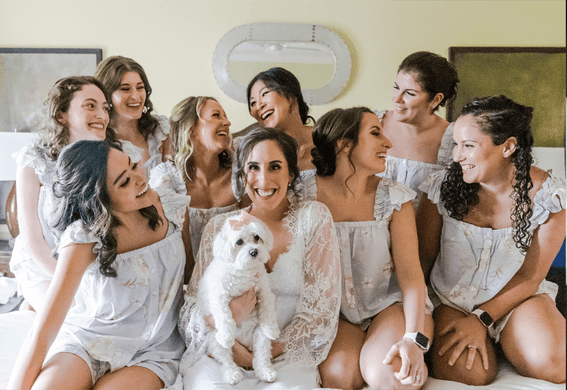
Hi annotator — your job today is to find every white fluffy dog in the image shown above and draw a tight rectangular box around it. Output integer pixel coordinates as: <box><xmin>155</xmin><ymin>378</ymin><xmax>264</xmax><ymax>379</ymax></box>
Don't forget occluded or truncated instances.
<box><xmin>197</xmin><ymin>212</ymin><xmax>280</xmax><ymax>385</ymax></box>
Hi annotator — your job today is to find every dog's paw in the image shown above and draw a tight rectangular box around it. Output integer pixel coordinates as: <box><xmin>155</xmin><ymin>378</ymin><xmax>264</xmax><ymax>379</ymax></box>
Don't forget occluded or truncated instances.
<box><xmin>223</xmin><ymin>367</ymin><xmax>243</xmax><ymax>385</ymax></box>
<box><xmin>256</xmin><ymin>366</ymin><xmax>278</xmax><ymax>383</ymax></box>
<box><xmin>261</xmin><ymin>324</ymin><xmax>280</xmax><ymax>340</ymax></box>
<box><xmin>215</xmin><ymin>328</ymin><xmax>235</xmax><ymax>349</ymax></box>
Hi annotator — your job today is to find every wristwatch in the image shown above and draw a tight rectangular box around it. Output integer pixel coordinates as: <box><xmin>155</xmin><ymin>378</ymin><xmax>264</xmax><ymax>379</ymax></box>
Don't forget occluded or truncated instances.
<box><xmin>403</xmin><ymin>332</ymin><xmax>430</xmax><ymax>352</ymax></box>
<box><xmin>472</xmin><ymin>309</ymin><xmax>494</xmax><ymax>328</ymax></box>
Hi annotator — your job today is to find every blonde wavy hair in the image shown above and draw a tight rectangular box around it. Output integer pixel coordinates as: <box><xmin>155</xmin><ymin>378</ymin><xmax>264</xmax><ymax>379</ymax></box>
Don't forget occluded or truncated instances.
<box><xmin>169</xmin><ymin>96</ymin><xmax>231</xmax><ymax>181</ymax></box>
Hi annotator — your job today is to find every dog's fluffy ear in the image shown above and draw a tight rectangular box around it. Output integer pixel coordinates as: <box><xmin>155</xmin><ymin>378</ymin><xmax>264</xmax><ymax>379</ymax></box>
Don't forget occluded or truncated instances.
<box><xmin>251</xmin><ymin>221</ymin><xmax>274</xmax><ymax>252</ymax></box>
<box><xmin>212</xmin><ymin>220</ymin><xmax>235</xmax><ymax>260</ymax></box>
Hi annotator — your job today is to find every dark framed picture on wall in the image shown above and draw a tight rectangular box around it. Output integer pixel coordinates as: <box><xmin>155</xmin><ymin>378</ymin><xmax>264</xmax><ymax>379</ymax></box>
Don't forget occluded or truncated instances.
<box><xmin>447</xmin><ymin>47</ymin><xmax>566</xmax><ymax>148</ymax></box>
<box><xmin>0</xmin><ymin>48</ymin><xmax>102</xmax><ymax>134</ymax></box>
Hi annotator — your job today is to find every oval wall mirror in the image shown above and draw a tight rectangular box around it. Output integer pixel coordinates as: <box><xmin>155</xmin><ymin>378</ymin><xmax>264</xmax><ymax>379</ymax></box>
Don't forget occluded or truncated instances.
<box><xmin>212</xmin><ymin>23</ymin><xmax>351</xmax><ymax>106</ymax></box>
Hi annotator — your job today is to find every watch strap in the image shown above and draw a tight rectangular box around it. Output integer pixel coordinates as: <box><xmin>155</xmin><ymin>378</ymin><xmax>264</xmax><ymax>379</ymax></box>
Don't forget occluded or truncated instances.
<box><xmin>472</xmin><ymin>309</ymin><xmax>494</xmax><ymax>328</ymax></box>
<box><xmin>403</xmin><ymin>332</ymin><xmax>430</xmax><ymax>352</ymax></box>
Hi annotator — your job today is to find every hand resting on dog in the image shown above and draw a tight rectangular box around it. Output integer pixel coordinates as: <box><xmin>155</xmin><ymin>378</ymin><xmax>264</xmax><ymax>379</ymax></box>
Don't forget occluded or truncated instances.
<box><xmin>204</xmin><ymin>286</ymin><xmax>285</xmax><ymax>369</ymax></box>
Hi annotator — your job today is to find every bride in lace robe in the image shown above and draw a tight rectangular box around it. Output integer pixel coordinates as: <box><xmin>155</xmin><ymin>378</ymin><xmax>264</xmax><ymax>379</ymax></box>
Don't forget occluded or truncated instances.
<box><xmin>173</xmin><ymin>127</ymin><xmax>341</xmax><ymax>389</ymax></box>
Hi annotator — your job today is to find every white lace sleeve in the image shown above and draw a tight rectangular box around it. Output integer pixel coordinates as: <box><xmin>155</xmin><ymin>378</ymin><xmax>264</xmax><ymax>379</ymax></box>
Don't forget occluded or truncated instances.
<box><xmin>279</xmin><ymin>201</ymin><xmax>341</xmax><ymax>367</ymax></box>
<box><xmin>177</xmin><ymin>211</ymin><xmax>238</xmax><ymax>368</ymax></box>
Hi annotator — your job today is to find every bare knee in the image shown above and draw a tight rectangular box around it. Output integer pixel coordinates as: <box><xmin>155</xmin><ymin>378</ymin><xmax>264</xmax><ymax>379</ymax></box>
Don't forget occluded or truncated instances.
<box><xmin>319</xmin><ymin>352</ymin><xmax>365</xmax><ymax>390</ymax></box>
<box><xmin>515</xmin><ymin>347</ymin><xmax>566</xmax><ymax>383</ymax></box>
<box><xmin>363</xmin><ymin>363</ymin><xmax>425</xmax><ymax>390</ymax></box>
<box><xmin>431</xmin><ymin>347</ymin><xmax>497</xmax><ymax>386</ymax></box>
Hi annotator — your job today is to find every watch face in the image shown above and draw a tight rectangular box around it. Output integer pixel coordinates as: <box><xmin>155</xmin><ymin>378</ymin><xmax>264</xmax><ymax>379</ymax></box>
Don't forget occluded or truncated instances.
<box><xmin>480</xmin><ymin>311</ymin><xmax>494</xmax><ymax>326</ymax></box>
<box><xmin>415</xmin><ymin>332</ymin><xmax>429</xmax><ymax>348</ymax></box>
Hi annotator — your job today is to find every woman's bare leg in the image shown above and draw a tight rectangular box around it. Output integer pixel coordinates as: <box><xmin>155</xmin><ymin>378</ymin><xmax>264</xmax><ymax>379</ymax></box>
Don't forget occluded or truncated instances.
<box><xmin>500</xmin><ymin>294</ymin><xmax>565</xmax><ymax>384</ymax></box>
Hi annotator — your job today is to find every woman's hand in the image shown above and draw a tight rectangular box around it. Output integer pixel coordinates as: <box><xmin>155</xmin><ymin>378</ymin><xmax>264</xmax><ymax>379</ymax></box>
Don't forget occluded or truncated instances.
<box><xmin>438</xmin><ymin>315</ymin><xmax>490</xmax><ymax>370</ymax></box>
<box><xmin>232</xmin><ymin>341</ymin><xmax>254</xmax><ymax>370</ymax></box>
<box><xmin>383</xmin><ymin>338</ymin><xmax>426</xmax><ymax>386</ymax></box>
<box><xmin>229</xmin><ymin>287</ymin><xmax>257</xmax><ymax>325</ymax></box>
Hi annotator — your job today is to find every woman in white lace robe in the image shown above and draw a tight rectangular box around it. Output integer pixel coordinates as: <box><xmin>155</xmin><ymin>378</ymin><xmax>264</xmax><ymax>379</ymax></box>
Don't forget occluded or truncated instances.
<box><xmin>175</xmin><ymin>128</ymin><xmax>341</xmax><ymax>389</ymax></box>
<box><xmin>417</xmin><ymin>96</ymin><xmax>566</xmax><ymax>385</ymax></box>
<box><xmin>9</xmin><ymin>140</ymin><xmax>188</xmax><ymax>389</ymax></box>
<box><xmin>302</xmin><ymin>107</ymin><xmax>432</xmax><ymax>390</ymax></box>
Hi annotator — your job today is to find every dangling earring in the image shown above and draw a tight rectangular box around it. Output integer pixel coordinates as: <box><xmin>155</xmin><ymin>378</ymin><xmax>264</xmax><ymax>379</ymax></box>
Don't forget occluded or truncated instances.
<box><xmin>143</xmin><ymin>105</ymin><xmax>148</xmax><ymax>114</ymax></box>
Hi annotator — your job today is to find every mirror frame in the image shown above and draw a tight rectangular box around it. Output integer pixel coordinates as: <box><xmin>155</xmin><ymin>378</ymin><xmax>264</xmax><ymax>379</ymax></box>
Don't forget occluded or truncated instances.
<box><xmin>212</xmin><ymin>23</ymin><xmax>351</xmax><ymax>105</ymax></box>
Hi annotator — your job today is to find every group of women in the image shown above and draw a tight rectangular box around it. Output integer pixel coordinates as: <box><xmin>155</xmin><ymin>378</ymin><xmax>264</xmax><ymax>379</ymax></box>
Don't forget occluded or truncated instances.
<box><xmin>7</xmin><ymin>51</ymin><xmax>565</xmax><ymax>390</ymax></box>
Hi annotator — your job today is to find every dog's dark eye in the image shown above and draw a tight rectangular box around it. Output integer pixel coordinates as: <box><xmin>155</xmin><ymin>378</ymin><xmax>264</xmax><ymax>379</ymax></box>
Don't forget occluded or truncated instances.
<box><xmin>236</xmin><ymin>239</ymin><xmax>244</xmax><ymax>246</ymax></box>
<box><xmin>254</xmin><ymin>235</ymin><xmax>260</xmax><ymax>242</ymax></box>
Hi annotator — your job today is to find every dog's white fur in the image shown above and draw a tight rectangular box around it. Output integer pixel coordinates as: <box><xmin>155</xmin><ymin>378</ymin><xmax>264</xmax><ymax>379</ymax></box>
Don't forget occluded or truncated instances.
<box><xmin>197</xmin><ymin>216</ymin><xmax>280</xmax><ymax>385</ymax></box>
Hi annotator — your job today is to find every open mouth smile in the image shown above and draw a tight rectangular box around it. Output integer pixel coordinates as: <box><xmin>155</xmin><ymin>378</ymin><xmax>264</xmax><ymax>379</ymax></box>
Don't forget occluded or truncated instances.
<box><xmin>137</xmin><ymin>183</ymin><xmax>149</xmax><ymax>197</ymax></box>
<box><xmin>256</xmin><ymin>188</ymin><xmax>276</xmax><ymax>197</ymax></box>
<box><xmin>261</xmin><ymin>110</ymin><xmax>274</xmax><ymax>121</ymax></box>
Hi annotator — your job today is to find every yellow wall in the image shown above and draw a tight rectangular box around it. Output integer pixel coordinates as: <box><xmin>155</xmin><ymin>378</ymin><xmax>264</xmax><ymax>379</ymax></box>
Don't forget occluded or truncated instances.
<box><xmin>0</xmin><ymin>0</ymin><xmax>565</xmax><ymax>131</ymax></box>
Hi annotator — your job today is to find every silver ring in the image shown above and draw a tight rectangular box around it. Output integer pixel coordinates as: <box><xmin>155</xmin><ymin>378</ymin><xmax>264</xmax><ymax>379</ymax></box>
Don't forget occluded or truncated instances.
<box><xmin>468</xmin><ymin>345</ymin><xmax>476</xmax><ymax>349</ymax></box>
<box><xmin>415</xmin><ymin>374</ymin><xmax>421</xmax><ymax>381</ymax></box>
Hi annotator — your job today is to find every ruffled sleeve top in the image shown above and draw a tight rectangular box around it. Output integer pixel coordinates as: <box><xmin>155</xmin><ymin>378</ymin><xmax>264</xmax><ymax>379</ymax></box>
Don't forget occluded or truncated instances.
<box><xmin>299</xmin><ymin>174</ymin><xmax>421</xmax><ymax>325</ymax></box>
<box><xmin>149</xmin><ymin>161</ymin><xmax>239</xmax><ymax>259</ymax></box>
<box><xmin>374</xmin><ymin>110</ymin><xmax>455</xmax><ymax>208</ymax></box>
<box><xmin>120</xmin><ymin>114</ymin><xmax>170</xmax><ymax>176</ymax></box>
<box><xmin>177</xmin><ymin>200</ymin><xmax>341</xmax><ymax>370</ymax></box>
<box><xmin>419</xmin><ymin>170</ymin><xmax>565</xmax><ymax>314</ymax></box>
<box><xmin>53</xmin><ymin>188</ymin><xmax>190</xmax><ymax>371</ymax></box>
<box><xmin>10</xmin><ymin>144</ymin><xmax>59</xmax><ymax>260</ymax></box>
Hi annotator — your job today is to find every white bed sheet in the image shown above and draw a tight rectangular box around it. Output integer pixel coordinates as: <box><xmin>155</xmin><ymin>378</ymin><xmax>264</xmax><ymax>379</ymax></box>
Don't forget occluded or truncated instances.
<box><xmin>0</xmin><ymin>311</ymin><xmax>564</xmax><ymax>390</ymax></box>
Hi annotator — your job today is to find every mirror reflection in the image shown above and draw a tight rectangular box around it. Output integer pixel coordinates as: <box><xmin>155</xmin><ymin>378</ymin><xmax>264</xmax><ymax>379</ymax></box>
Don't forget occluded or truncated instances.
<box><xmin>227</xmin><ymin>41</ymin><xmax>335</xmax><ymax>90</ymax></box>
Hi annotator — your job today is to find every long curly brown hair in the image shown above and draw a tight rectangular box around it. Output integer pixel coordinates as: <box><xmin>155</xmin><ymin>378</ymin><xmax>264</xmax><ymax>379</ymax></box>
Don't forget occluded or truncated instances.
<box><xmin>441</xmin><ymin>95</ymin><xmax>535</xmax><ymax>253</ymax></box>
<box><xmin>51</xmin><ymin>140</ymin><xmax>161</xmax><ymax>277</ymax></box>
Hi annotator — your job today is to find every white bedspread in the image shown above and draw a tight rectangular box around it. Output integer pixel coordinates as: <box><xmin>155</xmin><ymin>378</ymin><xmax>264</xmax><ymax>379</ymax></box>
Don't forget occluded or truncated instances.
<box><xmin>0</xmin><ymin>311</ymin><xmax>564</xmax><ymax>390</ymax></box>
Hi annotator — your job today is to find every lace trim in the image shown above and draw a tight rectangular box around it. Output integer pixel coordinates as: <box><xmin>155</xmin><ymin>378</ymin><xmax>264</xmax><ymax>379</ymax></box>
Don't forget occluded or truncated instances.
<box><xmin>178</xmin><ymin>202</ymin><xmax>341</xmax><ymax>371</ymax></box>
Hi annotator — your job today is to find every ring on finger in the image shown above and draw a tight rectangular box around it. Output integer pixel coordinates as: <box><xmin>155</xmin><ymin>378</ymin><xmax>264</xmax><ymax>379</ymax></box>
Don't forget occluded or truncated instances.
<box><xmin>415</xmin><ymin>374</ymin><xmax>421</xmax><ymax>382</ymax></box>
<box><xmin>468</xmin><ymin>345</ymin><xmax>476</xmax><ymax>349</ymax></box>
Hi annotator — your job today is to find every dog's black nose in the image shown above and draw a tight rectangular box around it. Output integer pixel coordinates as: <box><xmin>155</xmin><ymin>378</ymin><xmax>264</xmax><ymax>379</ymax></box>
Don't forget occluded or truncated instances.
<box><xmin>249</xmin><ymin>248</ymin><xmax>258</xmax><ymax>257</ymax></box>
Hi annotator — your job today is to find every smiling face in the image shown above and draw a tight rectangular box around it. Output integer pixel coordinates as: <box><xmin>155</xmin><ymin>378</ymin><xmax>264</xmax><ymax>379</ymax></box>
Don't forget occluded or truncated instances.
<box><xmin>111</xmin><ymin>71</ymin><xmax>146</xmax><ymax>121</ymax></box>
<box><xmin>106</xmin><ymin>147</ymin><xmax>153</xmax><ymax>213</ymax></box>
<box><xmin>245</xmin><ymin>140</ymin><xmax>291</xmax><ymax>214</ymax></box>
<box><xmin>248</xmin><ymin>80</ymin><xmax>295</xmax><ymax>130</ymax></box>
<box><xmin>452</xmin><ymin>114</ymin><xmax>514</xmax><ymax>184</ymax></box>
<box><xmin>349</xmin><ymin>112</ymin><xmax>392</xmax><ymax>175</ymax></box>
<box><xmin>193</xmin><ymin>99</ymin><xmax>232</xmax><ymax>152</ymax></box>
<box><xmin>391</xmin><ymin>71</ymin><xmax>437</xmax><ymax>123</ymax></box>
<box><xmin>61</xmin><ymin>84</ymin><xmax>110</xmax><ymax>143</ymax></box>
